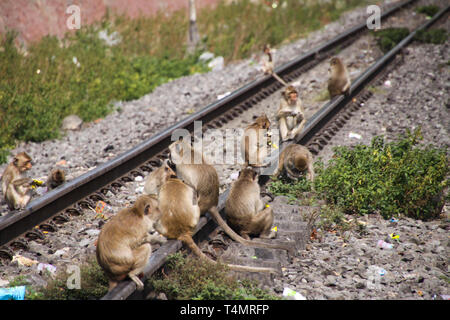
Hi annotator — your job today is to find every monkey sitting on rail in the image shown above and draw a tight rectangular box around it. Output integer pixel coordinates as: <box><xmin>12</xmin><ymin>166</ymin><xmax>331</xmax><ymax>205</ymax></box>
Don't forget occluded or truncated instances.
<box><xmin>96</xmin><ymin>195</ymin><xmax>167</xmax><ymax>291</ymax></box>
<box><xmin>225</xmin><ymin>168</ymin><xmax>276</xmax><ymax>240</ymax></box>
<box><xmin>277</xmin><ymin>86</ymin><xmax>307</xmax><ymax>142</ymax></box>
<box><xmin>327</xmin><ymin>57</ymin><xmax>351</xmax><ymax>98</ymax></box>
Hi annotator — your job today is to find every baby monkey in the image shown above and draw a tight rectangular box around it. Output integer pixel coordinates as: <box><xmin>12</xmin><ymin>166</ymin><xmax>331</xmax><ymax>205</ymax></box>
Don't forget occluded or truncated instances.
<box><xmin>46</xmin><ymin>168</ymin><xmax>66</xmax><ymax>190</ymax></box>
<box><xmin>96</xmin><ymin>195</ymin><xmax>166</xmax><ymax>291</ymax></box>
<box><xmin>327</xmin><ymin>57</ymin><xmax>351</xmax><ymax>98</ymax></box>
<box><xmin>273</xmin><ymin>144</ymin><xmax>315</xmax><ymax>181</ymax></box>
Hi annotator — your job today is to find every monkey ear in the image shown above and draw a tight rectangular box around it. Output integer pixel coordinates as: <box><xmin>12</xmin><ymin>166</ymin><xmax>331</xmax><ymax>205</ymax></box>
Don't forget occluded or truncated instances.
<box><xmin>144</xmin><ymin>205</ymin><xmax>151</xmax><ymax>216</ymax></box>
<box><xmin>252</xmin><ymin>170</ymin><xmax>258</xmax><ymax>181</ymax></box>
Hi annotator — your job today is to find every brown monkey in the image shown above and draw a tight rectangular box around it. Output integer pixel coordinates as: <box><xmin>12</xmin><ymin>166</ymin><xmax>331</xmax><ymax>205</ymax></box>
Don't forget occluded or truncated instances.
<box><xmin>4</xmin><ymin>177</ymin><xmax>33</xmax><ymax>210</ymax></box>
<box><xmin>143</xmin><ymin>160</ymin><xmax>176</xmax><ymax>195</ymax></box>
<box><xmin>225</xmin><ymin>168</ymin><xmax>276</xmax><ymax>240</ymax></box>
<box><xmin>154</xmin><ymin>176</ymin><xmax>279</xmax><ymax>274</ymax></box>
<box><xmin>1</xmin><ymin>152</ymin><xmax>32</xmax><ymax>196</ymax></box>
<box><xmin>277</xmin><ymin>86</ymin><xmax>306</xmax><ymax>142</ymax></box>
<box><xmin>261</xmin><ymin>44</ymin><xmax>274</xmax><ymax>75</ymax></box>
<box><xmin>241</xmin><ymin>113</ymin><xmax>271</xmax><ymax>167</ymax></box>
<box><xmin>46</xmin><ymin>168</ymin><xmax>66</xmax><ymax>190</ymax></box>
<box><xmin>273</xmin><ymin>144</ymin><xmax>315</xmax><ymax>181</ymax></box>
<box><xmin>169</xmin><ymin>139</ymin><xmax>290</xmax><ymax>252</ymax></box>
<box><xmin>260</xmin><ymin>44</ymin><xmax>287</xmax><ymax>86</ymax></box>
<box><xmin>96</xmin><ymin>195</ymin><xmax>166</xmax><ymax>291</ymax></box>
<box><xmin>327</xmin><ymin>57</ymin><xmax>351</xmax><ymax>98</ymax></box>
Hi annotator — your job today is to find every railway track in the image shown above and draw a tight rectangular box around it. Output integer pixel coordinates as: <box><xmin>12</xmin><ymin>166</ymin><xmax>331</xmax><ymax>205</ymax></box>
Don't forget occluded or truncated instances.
<box><xmin>1</xmin><ymin>0</ymin><xmax>446</xmax><ymax>300</ymax></box>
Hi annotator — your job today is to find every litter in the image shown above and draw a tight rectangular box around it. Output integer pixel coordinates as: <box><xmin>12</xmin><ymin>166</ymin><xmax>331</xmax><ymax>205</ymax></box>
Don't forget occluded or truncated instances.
<box><xmin>37</xmin><ymin>263</ymin><xmax>57</xmax><ymax>275</ymax></box>
<box><xmin>95</xmin><ymin>201</ymin><xmax>107</xmax><ymax>214</ymax></box>
<box><xmin>348</xmin><ymin>132</ymin><xmax>362</xmax><ymax>139</ymax></box>
<box><xmin>376</xmin><ymin>240</ymin><xmax>393</xmax><ymax>250</ymax></box>
<box><xmin>282</xmin><ymin>287</ymin><xmax>306</xmax><ymax>300</ymax></box>
<box><xmin>389</xmin><ymin>218</ymin><xmax>398</xmax><ymax>223</ymax></box>
<box><xmin>217</xmin><ymin>92</ymin><xmax>231</xmax><ymax>100</ymax></box>
<box><xmin>389</xmin><ymin>233</ymin><xmax>400</xmax><ymax>240</ymax></box>
<box><xmin>384</xmin><ymin>80</ymin><xmax>392</xmax><ymax>87</ymax></box>
<box><xmin>271</xmin><ymin>226</ymin><xmax>277</xmax><ymax>232</ymax></box>
<box><xmin>12</xmin><ymin>255</ymin><xmax>38</xmax><ymax>267</ymax></box>
<box><xmin>230</xmin><ymin>172</ymin><xmax>239</xmax><ymax>181</ymax></box>
<box><xmin>0</xmin><ymin>286</ymin><xmax>26</xmax><ymax>300</ymax></box>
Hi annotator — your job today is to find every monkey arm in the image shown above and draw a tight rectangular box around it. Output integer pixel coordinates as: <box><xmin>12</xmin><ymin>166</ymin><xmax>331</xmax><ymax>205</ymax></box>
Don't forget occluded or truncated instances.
<box><xmin>12</xmin><ymin>178</ymin><xmax>32</xmax><ymax>188</ymax></box>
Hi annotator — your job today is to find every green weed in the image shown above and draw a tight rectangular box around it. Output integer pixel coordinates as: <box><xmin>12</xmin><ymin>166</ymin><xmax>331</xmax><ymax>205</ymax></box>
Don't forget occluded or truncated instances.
<box><xmin>314</xmin><ymin>128</ymin><xmax>448</xmax><ymax>220</ymax></box>
<box><xmin>147</xmin><ymin>253</ymin><xmax>279</xmax><ymax>300</ymax></box>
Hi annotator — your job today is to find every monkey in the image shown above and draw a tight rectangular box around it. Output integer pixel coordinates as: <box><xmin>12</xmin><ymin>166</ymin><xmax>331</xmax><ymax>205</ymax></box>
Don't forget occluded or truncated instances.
<box><xmin>168</xmin><ymin>139</ymin><xmax>290</xmax><ymax>252</ymax></box>
<box><xmin>273</xmin><ymin>144</ymin><xmax>315</xmax><ymax>181</ymax></box>
<box><xmin>225</xmin><ymin>168</ymin><xmax>277</xmax><ymax>240</ymax></box>
<box><xmin>154</xmin><ymin>176</ymin><xmax>279</xmax><ymax>274</ymax></box>
<box><xmin>96</xmin><ymin>195</ymin><xmax>167</xmax><ymax>291</ymax></box>
<box><xmin>4</xmin><ymin>177</ymin><xmax>33</xmax><ymax>210</ymax></box>
<box><xmin>327</xmin><ymin>57</ymin><xmax>351</xmax><ymax>98</ymax></box>
<box><xmin>46</xmin><ymin>168</ymin><xmax>66</xmax><ymax>190</ymax></box>
<box><xmin>1</xmin><ymin>152</ymin><xmax>32</xmax><ymax>196</ymax></box>
<box><xmin>143</xmin><ymin>160</ymin><xmax>176</xmax><ymax>196</ymax></box>
<box><xmin>277</xmin><ymin>86</ymin><xmax>307</xmax><ymax>142</ymax></box>
<box><xmin>260</xmin><ymin>44</ymin><xmax>287</xmax><ymax>86</ymax></box>
<box><xmin>241</xmin><ymin>113</ymin><xmax>271</xmax><ymax>167</ymax></box>
<box><xmin>261</xmin><ymin>44</ymin><xmax>274</xmax><ymax>75</ymax></box>
<box><xmin>1</xmin><ymin>152</ymin><xmax>33</xmax><ymax>209</ymax></box>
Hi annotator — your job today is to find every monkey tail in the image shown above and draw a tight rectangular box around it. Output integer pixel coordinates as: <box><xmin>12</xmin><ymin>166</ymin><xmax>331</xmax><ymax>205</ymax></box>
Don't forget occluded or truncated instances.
<box><xmin>208</xmin><ymin>207</ymin><xmax>292</xmax><ymax>253</ymax></box>
<box><xmin>271</xmin><ymin>72</ymin><xmax>288</xmax><ymax>86</ymax></box>
<box><xmin>178</xmin><ymin>232</ymin><xmax>279</xmax><ymax>274</ymax></box>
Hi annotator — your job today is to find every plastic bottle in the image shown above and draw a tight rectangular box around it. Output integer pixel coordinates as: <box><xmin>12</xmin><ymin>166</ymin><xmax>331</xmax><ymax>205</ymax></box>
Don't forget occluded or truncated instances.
<box><xmin>377</xmin><ymin>240</ymin><xmax>393</xmax><ymax>250</ymax></box>
<box><xmin>0</xmin><ymin>286</ymin><xmax>26</xmax><ymax>300</ymax></box>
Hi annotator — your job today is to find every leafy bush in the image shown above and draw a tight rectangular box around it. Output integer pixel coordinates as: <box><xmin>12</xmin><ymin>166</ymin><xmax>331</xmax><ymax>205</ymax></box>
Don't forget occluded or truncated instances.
<box><xmin>414</xmin><ymin>29</ymin><xmax>447</xmax><ymax>44</ymax></box>
<box><xmin>373</xmin><ymin>28</ymin><xmax>410</xmax><ymax>53</ymax></box>
<box><xmin>148</xmin><ymin>253</ymin><xmax>278</xmax><ymax>300</ymax></box>
<box><xmin>314</xmin><ymin>129</ymin><xmax>448</xmax><ymax>220</ymax></box>
<box><xmin>415</xmin><ymin>5</ymin><xmax>440</xmax><ymax>17</ymax></box>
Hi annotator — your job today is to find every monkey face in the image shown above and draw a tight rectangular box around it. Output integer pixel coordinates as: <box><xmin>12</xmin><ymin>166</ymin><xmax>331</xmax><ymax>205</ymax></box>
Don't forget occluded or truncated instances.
<box><xmin>255</xmin><ymin>114</ymin><xmax>270</xmax><ymax>130</ymax></box>
<box><xmin>15</xmin><ymin>156</ymin><xmax>32</xmax><ymax>171</ymax></box>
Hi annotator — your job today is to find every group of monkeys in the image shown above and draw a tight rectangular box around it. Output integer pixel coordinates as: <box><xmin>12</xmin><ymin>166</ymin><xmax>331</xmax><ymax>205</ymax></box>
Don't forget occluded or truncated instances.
<box><xmin>0</xmin><ymin>47</ymin><xmax>350</xmax><ymax>292</ymax></box>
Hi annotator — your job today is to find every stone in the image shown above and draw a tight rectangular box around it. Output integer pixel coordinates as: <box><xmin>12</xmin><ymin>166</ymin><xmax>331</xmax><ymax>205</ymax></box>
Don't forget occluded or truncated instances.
<box><xmin>61</xmin><ymin>115</ymin><xmax>83</xmax><ymax>131</ymax></box>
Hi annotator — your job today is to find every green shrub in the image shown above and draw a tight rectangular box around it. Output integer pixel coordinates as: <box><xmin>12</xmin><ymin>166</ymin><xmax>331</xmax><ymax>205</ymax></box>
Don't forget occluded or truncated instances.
<box><xmin>148</xmin><ymin>253</ymin><xmax>278</xmax><ymax>300</ymax></box>
<box><xmin>268</xmin><ymin>175</ymin><xmax>312</xmax><ymax>204</ymax></box>
<box><xmin>373</xmin><ymin>28</ymin><xmax>410</xmax><ymax>53</ymax></box>
<box><xmin>414</xmin><ymin>29</ymin><xmax>447</xmax><ymax>44</ymax></box>
<box><xmin>415</xmin><ymin>5</ymin><xmax>440</xmax><ymax>17</ymax></box>
<box><xmin>314</xmin><ymin>128</ymin><xmax>448</xmax><ymax>220</ymax></box>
